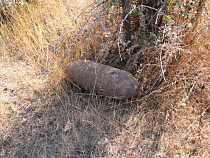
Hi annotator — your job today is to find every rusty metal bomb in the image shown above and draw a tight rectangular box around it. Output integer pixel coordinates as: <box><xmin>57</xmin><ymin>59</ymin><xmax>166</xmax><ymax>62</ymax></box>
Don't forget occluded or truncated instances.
<box><xmin>65</xmin><ymin>60</ymin><xmax>141</xmax><ymax>99</ymax></box>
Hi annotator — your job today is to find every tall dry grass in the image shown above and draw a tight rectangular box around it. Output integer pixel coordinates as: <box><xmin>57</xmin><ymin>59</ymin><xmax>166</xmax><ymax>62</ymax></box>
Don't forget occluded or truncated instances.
<box><xmin>0</xmin><ymin>0</ymin><xmax>103</xmax><ymax>75</ymax></box>
<box><xmin>106</xmin><ymin>1</ymin><xmax>210</xmax><ymax>157</ymax></box>
<box><xmin>0</xmin><ymin>0</ymin><xmax>209</xmax><ymax>157</ymax></box>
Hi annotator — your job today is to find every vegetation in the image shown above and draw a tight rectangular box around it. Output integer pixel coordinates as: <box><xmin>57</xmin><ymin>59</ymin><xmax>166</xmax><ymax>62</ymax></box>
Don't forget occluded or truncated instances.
<box><xmin>0</xmin><ymin>0</ymin><xmax>209</xmax><ymax>157</ymax></box>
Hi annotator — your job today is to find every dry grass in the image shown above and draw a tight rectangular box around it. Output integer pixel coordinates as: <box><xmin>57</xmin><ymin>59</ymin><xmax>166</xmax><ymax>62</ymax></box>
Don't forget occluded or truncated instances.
<box><xmin>0</xmin><ymin>0</ymin><xmax>209</xmax><ymax>157</ymax></box>
<box><xmin>106</xmin><ymin>1</ymin><xmax>210</xmax><ymax>157</ymax></box>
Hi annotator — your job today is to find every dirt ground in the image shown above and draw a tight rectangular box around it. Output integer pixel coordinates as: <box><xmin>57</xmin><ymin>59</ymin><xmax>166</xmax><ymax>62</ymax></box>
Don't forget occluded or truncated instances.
<box><xmin>0</xmin><ymin>57</ymin><xmax>136</xmax><ymax>157</ymax></box>
<box><xmin>0</xmin><ymin>57</ymin><xmax>49</xmax><ymax>136</ymax></box>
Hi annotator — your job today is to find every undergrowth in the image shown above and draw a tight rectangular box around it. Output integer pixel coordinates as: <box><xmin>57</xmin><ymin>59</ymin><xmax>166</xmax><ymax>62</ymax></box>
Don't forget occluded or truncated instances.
<box><xmin>0</xmin><ymin>0</ymin><xmax>209</xmax><ymax>157</ymax></box>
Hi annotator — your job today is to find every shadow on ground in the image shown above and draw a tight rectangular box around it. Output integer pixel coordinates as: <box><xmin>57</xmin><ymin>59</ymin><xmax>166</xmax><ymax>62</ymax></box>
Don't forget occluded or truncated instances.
<box><xmin>0</xmin><ymin>77</ymin><xmax>139</xmax><ymax>157</ymax></box>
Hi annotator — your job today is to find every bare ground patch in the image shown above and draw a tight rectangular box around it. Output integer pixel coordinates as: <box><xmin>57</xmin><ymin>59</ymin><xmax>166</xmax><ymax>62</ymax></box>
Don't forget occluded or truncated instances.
<box><xmin>0</xmin><ymin>57</ymin><xmax>49</xmax><ymax>137</ymax></box>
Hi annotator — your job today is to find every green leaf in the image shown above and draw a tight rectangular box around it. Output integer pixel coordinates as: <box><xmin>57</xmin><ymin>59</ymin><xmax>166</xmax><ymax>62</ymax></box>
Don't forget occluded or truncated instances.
<box><xmin>168</xmin><ymin>0</ymin><xmax>173</xmax><ymax>4</ymax></box>
<box><xmin>140</xmin><ymin>37</ymin><xmax>146</xmax><ymax>43</ymax></box>
<box><xmin>191</xmin><ymin>17</ymin><xmax>197</xmax><ymax>23</ymax></box>
<box><xmin>166</xmin><ymin>15</ymin><xmax>172</xmax><ymax>19</ymax></box>
<box><xmin>184</xmin><ymin>4</ymin><xmax>191</xmax><ymax>9</ymax></box>
<box><xmin>131</xmin><ymin>12</ymin><xmax>136</xmax><ymax>17</ymax></box>
<box><xmin>186</xmin><ymin>1</ymin><xmax>190</xmax><ymax>5</ymax></box>
<box><xmin>145</xmin><ymin>14</ymin><xmax>151</xmax><ymax>20</ymax></box>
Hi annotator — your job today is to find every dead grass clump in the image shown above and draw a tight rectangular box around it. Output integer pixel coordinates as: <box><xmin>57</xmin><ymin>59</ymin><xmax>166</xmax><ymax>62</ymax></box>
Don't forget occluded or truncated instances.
<box><xmin>157</xmin><ymin>51</ymin><xmax>209</xmax><ymax>157</ymax></box>
<box><xmin>106</xmin><ymin>1</ymin><xmax>209</xmax><ymax>157</ymax></box>
<box><xmin>0</xmin><ymin>0</ymin><xmax>98</xmax><ymax>70</ymax></box>
<box><xmin>0</xmin><ymin>0</ymin><xmax>209</xmax><ymax>157</ymax></box>
<box><xmin>106</xmin><ymin>51</ymin><xmax>209</xmax><ymax>157</ymax></box>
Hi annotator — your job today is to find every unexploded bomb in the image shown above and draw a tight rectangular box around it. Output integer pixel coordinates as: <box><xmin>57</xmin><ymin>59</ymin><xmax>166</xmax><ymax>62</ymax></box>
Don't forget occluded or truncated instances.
<box><xmin>65</xmin><ymin>60</ymin><xmax>141</xmax><ymax>99</ymax></box>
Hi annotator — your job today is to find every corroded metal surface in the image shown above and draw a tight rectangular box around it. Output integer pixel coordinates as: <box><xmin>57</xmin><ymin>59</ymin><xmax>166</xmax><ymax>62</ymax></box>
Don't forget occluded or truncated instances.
<box><xmin>65</xmin><ymin>60</ymin><xmax>141</xmax><ymax>99</ymax></box>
